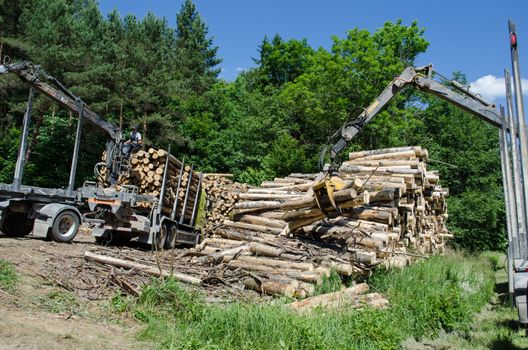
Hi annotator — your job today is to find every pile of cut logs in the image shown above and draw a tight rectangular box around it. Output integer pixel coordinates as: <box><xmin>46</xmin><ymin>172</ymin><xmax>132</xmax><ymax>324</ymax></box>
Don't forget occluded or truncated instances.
<box><xmin>113</xmin><ymin>148</ymin><xmax>202</xmax><ymax>219</ymax></box>
<box><xmin>194</xmin><ymin>146</ymin><xmax>450</xmax><ymax>297</ymax></box>
<box><xmin>202</xmin><ymin>174</ymin><xmax>246</xmax><ymax>233</ymax></box>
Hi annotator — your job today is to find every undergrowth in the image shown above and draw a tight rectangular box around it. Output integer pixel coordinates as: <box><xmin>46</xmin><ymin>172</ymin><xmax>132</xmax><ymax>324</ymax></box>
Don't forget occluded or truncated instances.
<box><xmin>0</xmin><ymin>259</ymin><xmax>17</xmax><ymax>292</ymax></box>
<box><xmin>39</xmin><ymin>290</ymin><xmax>85</xmax><ymax>316</ymax></box>
<box><xmin>112</xmin><ymin>252</ymin><xmax>495</xmax><ymax>350</ymax></box>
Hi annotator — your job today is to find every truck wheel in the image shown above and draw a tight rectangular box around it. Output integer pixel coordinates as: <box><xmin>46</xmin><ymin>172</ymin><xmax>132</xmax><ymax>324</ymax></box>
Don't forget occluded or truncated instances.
<box><xmin>155</xmin><ymin>223</ymin><xmax>168</xmax><ymax>251</ymax></box>
<box><xmin>2</xmin><ymin>214</ymin><xmax>33</xmax><ymax>237</ymax></box>
<box><xmin>164</xmin><ymin>224</ymin><xmax>178</xmax><ymax>249</ymax></box>
<box><xmin>51</xmin><ymin>210</ymin><xmax>80</xmax><ymax>243</ymax></box>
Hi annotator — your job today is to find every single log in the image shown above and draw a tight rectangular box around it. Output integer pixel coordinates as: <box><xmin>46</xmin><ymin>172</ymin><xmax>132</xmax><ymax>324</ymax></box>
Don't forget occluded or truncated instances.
<box><xmin>84</xmin><ymin>251</ymin><xmax>201</xmax><ymax>284</ymax></box>
<box><xmin>223</xmin><ymin>220</ymin><xmax>283</xmax><ymax>235</ymax></box>
<box><xmin>343</xmin><ymin>159</ymin><xmax>420</xmax><ymax>167</ymax></box>
<box><xmin>368</xmin><ymin>190</ymin><xmax>396</xmax><ymax>203</ymax></box>
<box><xmin>233</xmin><ymin>201</ymin><xmax>282</xmax><ymax>210</ymax></box>
<box><xmin>289</xmin><ymin>283</ymin><xmax>369</xmax><ymax>311</ymax></box>
<box><xmin>238</xmin><ymin>193</ymin><xmax>302</xmax><ymax>201</ymax></box>
<box><xmin>349</xmin><ymin>149</ymin><xmax>419</xmax><ymax>161</ymax></box>
<box><xmin>238</xmin><ymin>215</ymin><xmax>287</xmax><ymax>228</ymax></box>
<box><xmin>281</xmin><ymin>196</ymin><xmax>316</xmax><ymax>210</ymax></box>
<box><xmin>196</xmin><ymin>244</ymin><xmax>249</xmax><ymax>265</ymax></box>
<box><xmin>234</xmin><ymin>255</ymin><xmax>314</xmax><ymax>271</ymax></box>
<box><xmin>287</xmin><ymin>215</ymin><xmax>326</xmax><ymax>232</ymax></box>
<box><xmin>340</xmin><ymin>164</ymin><xmax>422</xmax><ymax>175</ymax></box>
<box><xmin>348</xmin><ymin>146</ymin><xmax>420</xmax><ymax>160</ymax></box>
<box><xmin>243</xmin><ymin>277</ymin><xmax>299</xmax><ymax>297</ymax></box>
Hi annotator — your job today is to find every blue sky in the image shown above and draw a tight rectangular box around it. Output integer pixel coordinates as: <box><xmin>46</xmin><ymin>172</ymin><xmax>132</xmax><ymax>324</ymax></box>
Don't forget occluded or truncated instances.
<box><xmin>98</xmin><ymin>0</ymin><xmax>528</xmax><ymax>104</ymax></box>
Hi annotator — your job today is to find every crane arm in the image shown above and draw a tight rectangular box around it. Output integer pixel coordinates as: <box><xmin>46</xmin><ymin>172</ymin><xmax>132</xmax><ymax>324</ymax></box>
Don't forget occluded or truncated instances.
<box><xmin>327</xmin><ymin>64</ymin><xmax>501</xmax><ymax>162</ymax></box>
<box><xmin>0</xmin><ymin>61</ymin><xmax>121</xmax><ymax>141</ymax></box>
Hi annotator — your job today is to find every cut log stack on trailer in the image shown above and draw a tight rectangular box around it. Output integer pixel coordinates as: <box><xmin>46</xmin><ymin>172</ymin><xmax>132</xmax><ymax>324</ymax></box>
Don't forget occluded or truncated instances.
<box><xmin>107</xmin><ymin>148</ymin><xmax>203</xmax><ymax>224</ymax></box>
<box><xmin>193</xmin><ymin>146</ymin><xmax>450</xmax><ymax>297</ymax></box>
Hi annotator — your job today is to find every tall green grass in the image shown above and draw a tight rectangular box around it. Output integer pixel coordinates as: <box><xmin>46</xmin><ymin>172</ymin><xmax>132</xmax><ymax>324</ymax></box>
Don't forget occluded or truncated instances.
<box><xmin>115</xmin><ymin>252</ymin><xmax>495</xmax><ymax>350</ymax></box>
<box><xmin>0</xmin><ymin>259</ymin><xmax>17</xmax><ymax>292</ymax></box>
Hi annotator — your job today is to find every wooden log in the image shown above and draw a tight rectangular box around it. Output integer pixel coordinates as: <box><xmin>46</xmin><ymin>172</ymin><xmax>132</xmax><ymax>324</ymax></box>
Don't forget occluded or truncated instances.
<box><xmin>84</xmin><ymin>251</ymin><xmax>201</xmax><ymax>284</ymax></box>
<box><xmin>249</xmin><ymin>242</ymin><xmax>282</xmax><ymax>257</ymax></box>
<box><xmin>348</xmin><ymin>146</ymin><xmax>420</xmax><ymax>160</ymax></box>
<box><xmin>343</xmin><ymin>159</ymin><xmax>420</xmax><ymax>167</ymax></box>
<box><xmin>340</xmin><ymin>164</ymin><xmax>423</xmax><ymax>175</ymax></box>
<box><xmin>196</xmin><ymin>244</ymin><xmax>249</xmax><ymax>265</ymax></box>
<box><xmin>368</xmin><ymin>190</ymin><xmax>396</xmax><ymax>204</ymax></box>
<box><xmin>234</xmin><ymin>256</ymin><xmax>314</xmax><ymax>271</ymax></box>
<box><xmin>349</xmin><ymin>149</ymin><xmax>419</xmax><ymax>161</ymax></box>
<box><xmin>289</xmin><ymin>283</ymin><xmax>369</xmax><ymax>311</ymax></box>
<box><xmin>243</xmin><ymin>277</ymin><xmax>298</xmax><ymax>297</ymax></box>
<box><xmin>238</xmin><ymin>193</ymin><xmax>302</xmax><ymax>201</ymax></box>
<box><xmin>238</xmin><ymin>215</ymin><xmax>287</xmax><ymax>228</ymax></box>
<box><xmin>281</xmin><ymin>196</ymin><xmax>316</xmax><ymax>210</ymax></box>
<box><xmin>233</xmin><ymin>201</ymin><xmax>282</xmax><ymax>210</ymax></box>
<box><xmin>287</xmin><ymin>215</ymin><xmax>325</xmax><ymax>232</ymax></box>
<box><xmin>223</xmin><ymin>220</ymin><xmax>283</xmax><ymax>235</ymax></box>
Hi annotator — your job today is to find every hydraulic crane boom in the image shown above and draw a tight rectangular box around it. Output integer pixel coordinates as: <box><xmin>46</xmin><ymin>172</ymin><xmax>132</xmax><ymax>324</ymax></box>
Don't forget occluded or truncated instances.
<box><xmin>0</xmin><ymin>60</ymin><xmax>124</xmax><ymax>184</ymax></box>
<box><xmin>0</xmin><ymin>60</ymin><xmax>121</xmax><ymax>141</ymax></box>
<box><xmin>327</xmin><ymin>64</ymin><xmax>502</xmax><ymax>163</ymax></box>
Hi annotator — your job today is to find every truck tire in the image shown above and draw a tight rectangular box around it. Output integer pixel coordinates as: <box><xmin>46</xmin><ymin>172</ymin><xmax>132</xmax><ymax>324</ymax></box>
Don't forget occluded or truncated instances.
<box><xmin>51</xmin><ymin>210</ymin><xmax>80</xmax><ymax>243</ymax></box>
<box><xmin>164</xmin><ymin>224</ymin><xmax>178</xmax><ymax>249</ymax></box>
<box><xmin>154</xmin><ymin>223</ymin><xmax>168</xmax><ymax>251</ymax></box>
<box><xmin>2</xmin><ymin>213</ymin><xmax>33</xmax><ymax>237</ymax></box>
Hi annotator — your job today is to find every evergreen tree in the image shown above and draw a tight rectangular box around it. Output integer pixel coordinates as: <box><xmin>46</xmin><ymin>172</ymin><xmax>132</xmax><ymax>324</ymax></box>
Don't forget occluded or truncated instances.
<box><xmin>174</xmin><ymin>0</ymin><xmax>221</xmax><ymax>95</ymax></box>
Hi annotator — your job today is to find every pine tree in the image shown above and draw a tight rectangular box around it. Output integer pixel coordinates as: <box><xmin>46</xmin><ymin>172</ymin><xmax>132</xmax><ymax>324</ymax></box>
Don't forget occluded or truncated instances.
<box><xmin>174</xmin><ymin>0</ymin><xmax>221</xmax><ymax>95</ymax></box>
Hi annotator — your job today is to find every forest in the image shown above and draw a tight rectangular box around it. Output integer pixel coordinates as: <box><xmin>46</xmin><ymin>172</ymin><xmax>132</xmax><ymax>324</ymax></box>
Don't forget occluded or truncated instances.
<box><xmin>0</xmin><ymin>0</ymin><xmax>505</xmax><ymax>251</ymax></box>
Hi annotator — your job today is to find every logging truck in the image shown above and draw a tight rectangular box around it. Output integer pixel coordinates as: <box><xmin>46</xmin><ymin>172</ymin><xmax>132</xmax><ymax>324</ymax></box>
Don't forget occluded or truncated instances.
<box><xmin>319</xmin><ymin>19</ymin><xmax>528</xmax><ymax>327</ymax></box>
<box><xmin>0</xmin><ymin>60</ymin><xmax>202</xmax><ymax>248</ymax></box>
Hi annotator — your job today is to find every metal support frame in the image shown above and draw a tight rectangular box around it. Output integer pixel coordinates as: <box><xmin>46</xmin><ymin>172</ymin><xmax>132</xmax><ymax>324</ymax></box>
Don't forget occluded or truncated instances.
<box><xmin>509</xmin><ymin>19</ymin><xmax>528</xmax><ymax>259</ymax></box>
<box><xmin>190</xmin><ymin>173</ymin><xmax>203</xmax><ymax>226</ymax></box>
<box><xmin>171</xmin><ymin>157</ymin><xmax>185</xmax><ymax>221</ymax></box>
<box><xmin>500</xmin><ymin>106</ymin><xmax>516</xmax><ymax>297</ymax></box>
<box><xmin>180</xmin><ymin>164</ymin><xmax>194</xmax><ymax>225</ymax></box>
<box><xmin>13</xmin><ymin>88</ymin><xmax>34</xmax><ymax>190</ymax></box>
<box><xmin>67</xmin><ymin>102</ymin><xmax>84</xmax><ymax>194</ymax></box>
<box><xmin>506</xmin><ymin>69</ymin><xmax>524</xmax><ymax>259</ymax></box>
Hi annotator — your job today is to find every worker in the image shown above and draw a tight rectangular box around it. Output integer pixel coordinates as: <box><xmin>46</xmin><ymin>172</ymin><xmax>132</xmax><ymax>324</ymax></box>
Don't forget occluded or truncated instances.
<box><xmin>123</xmin><ymin>125</ymin><xmax>142</xmax><ymax>156</ymax></box>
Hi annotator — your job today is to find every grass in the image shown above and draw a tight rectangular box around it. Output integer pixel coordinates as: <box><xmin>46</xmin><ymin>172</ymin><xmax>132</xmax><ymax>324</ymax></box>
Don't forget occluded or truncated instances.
<box><xmin>39</xmin><ymin>290</ymin><xmax>85</xmax><ymax>316</ymax></box>
<box><xmin>0</xmin><ymin>259</ymin><xmax>17</xmax><ymax>292</ymax></box>
<box><xmin>404</xmin><ymin>252</ymin><xmax>528</xmax><ymax>350</ymax></box>
<box><xmin>110</xmin><ymin>251</ymin><xmax>495</xmax><ymax>350</ymax></box>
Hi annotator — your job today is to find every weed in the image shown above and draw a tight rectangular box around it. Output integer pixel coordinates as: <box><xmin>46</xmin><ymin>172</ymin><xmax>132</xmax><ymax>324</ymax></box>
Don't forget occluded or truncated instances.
<box><xmin>109</xmin><ymin>292</ymin><xmax>133</xmax><ymax>313</ymax></box>
<box><xmin>39</xmin><ymin>290</ymin><xmax>84</xmax><ymax>316</ymax></box>
<box><xmin>314</xmin><ymin>268</ymin><xmax>342</xmax><ymax>295</ymax></box>
<box><xmin>0</xmin><ymin>259</ymin><xmax>17</xmax><ymax>292</ymax></box>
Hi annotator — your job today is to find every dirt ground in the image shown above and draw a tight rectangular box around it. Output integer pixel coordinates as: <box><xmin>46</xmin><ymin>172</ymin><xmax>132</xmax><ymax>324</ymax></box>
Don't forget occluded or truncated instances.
<box><xmin>0</xmin><ymin>231</ymin><xmax>150</xmax><ymax>350</ymax></box>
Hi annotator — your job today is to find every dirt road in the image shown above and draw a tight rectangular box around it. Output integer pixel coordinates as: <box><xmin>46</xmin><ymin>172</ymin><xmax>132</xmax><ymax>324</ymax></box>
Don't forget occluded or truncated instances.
<box><xmin>0</xmin><ymin>232</ymin><xmax>149</xmax><ymax>350</ymax></box>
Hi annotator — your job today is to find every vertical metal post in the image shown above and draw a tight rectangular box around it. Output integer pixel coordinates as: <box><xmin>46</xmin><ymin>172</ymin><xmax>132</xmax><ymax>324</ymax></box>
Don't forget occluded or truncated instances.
<box><xmin>67</xmin><ymin>102</ymin><xmax>84</xmax><ymax>194</ymax></box>
<box><xmin>506</xmin><ymin>69</ymin><xmax>525</xmax><ymax>259</ymax></box>
<box><xmin>509</xmin><ymin>20</ymin><xmax>528</xmax><ymax>258</ymax></box>
<box><xmin>13</xmin><ymin>88</ymin><xmax>34</xmax><ymax>190</ymax></box>
<box><xmin>500</xmin><ymin>106</ymin><xmax>516</xmax><ymax>296</ymax></box>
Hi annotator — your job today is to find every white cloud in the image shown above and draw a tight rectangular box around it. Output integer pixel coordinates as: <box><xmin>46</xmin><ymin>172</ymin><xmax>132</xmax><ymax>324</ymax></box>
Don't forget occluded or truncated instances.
<box><xmin>236</xmin><ymin>67</ymin><xmax>246</xmax><ymax>72</ymax></box>
<box><xmin>470</xmin><ymin>75</ymin><xmax>528</xmax><ymax>102</ymax></box>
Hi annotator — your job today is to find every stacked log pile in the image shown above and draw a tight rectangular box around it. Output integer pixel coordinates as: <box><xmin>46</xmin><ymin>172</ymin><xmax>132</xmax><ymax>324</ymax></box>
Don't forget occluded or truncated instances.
<box><xmin>194</xmin><ymin>146</ymin><xmax>450</xmax><ymax>297</ymax></box>
<box><xmin>337</xmin><ymin>146</ymin><xmax>450</xmax><ymax>256</ymax></box>
<box><xmin>113</xmin><ymin>148</ymin><xmax>202</xmax><ymax>220</ymax></box>
<box><xmin>202</xmin><ymin>174</ymin><xmax>247</xmax><ymax>233</ymax></box>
